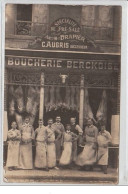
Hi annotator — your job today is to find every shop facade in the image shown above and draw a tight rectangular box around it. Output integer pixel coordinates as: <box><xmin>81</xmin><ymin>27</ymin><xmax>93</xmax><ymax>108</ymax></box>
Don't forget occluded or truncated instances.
<box><xmin>4</xmin><ymin>4</ymin><xmax>121</xmax><ymax>167</ymax></box>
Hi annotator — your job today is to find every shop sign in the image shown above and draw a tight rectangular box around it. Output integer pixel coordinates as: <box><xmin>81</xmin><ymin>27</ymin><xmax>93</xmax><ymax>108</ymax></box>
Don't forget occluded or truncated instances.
<box><xmin>6</xmin><ymin>56</ymin><xmax>119</xmax><ymax>71</ymax></box>
<box><xmin>28</xmin><ymin>17</ymin><xmax>101</xmax><ymax>52</ymax></box>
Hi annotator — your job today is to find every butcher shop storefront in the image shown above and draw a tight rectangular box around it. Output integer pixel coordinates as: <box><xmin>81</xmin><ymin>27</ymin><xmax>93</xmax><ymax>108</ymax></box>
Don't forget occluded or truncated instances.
<box><xmin>4</xmin><ymin>18</ymin><xmax>120</xmax><ymax>167</ymax></box>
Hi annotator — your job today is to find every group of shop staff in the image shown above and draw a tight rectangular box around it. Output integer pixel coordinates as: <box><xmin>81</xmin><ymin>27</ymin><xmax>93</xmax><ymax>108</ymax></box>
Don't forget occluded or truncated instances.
<box><xmin>6</xmin><ymin>116</ymin><xmax>112</xmax><ymax>174</ymax></box>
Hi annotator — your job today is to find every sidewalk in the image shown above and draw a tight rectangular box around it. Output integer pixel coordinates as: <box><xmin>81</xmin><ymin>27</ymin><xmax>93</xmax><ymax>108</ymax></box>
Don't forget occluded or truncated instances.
<box><xmin>3</xmin><ymin>167</ymin><xmax>118</xmax><ymax>185</ymax></box>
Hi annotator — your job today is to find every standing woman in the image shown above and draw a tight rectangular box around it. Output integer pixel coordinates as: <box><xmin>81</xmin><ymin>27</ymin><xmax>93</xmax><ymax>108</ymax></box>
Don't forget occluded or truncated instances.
<box><xmin>35</xmin><ymin>119</ymin><xmax>48</xmax><ymax>171</ymax></box>
<box><xmin>19</xmin><ymin>117</ymin><xmax>35</xmax><ymax>169</ymax></box>
<box><xmin>6</xmin><ymin>121</ymin><xmax>21</xmax><ymax>170</ymax></box>
<box><xmin>76</xmin><ymin>119</ymin><xmax>98</xmax><ymax>170</ymax></box>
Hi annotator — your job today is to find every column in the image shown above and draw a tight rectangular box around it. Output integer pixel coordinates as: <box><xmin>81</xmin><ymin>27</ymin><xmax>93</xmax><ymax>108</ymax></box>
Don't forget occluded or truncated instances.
<box><xmin>79</xmin><ymin>74</ymin><xmax>84</xmax><ymax>128</ymax></box>
<box><xmin>111</xmin><ymin>73</ymin><xmax>120</xmax><ymax>145</ymax></box>
<box><xmin>5</xmin><ymin>4</ymin><xmax>17</xmax><ymax>36</ymax></box>
<box><xmin>4</xmin><ymin>69</ymin><xmax>8</xmax><ymax>141</ymax></box>
<box><xmin>39</xmin><ymin>72</ymin><xmax>45</xmax><ymax>120</ymax></box>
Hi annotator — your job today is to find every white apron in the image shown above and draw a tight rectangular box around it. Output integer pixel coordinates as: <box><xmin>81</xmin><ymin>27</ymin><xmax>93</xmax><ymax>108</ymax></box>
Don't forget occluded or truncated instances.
<box><xmin>6</xmin><ymin>129</ymin><xmax>21</xmax><ymax>168</ymax></box>
<box><xmin>97</xmin><ymin>130</ymin><xmax>111</xmax><ymax>165</ymax></box>
<box><xmin>76</xmin><ymin>142</ymin><xmax>97</xmax><ymax>166</ymax></box>
<box><xmin>6</xmin><ymin>141</ymin><xmax>20</xmax><ymax>167</ymax></box>
<box><xmin>35</xmin><ymin>142</ymin><xmax>47</xmax><ymax>168</ymax></box>
<box><xmin>19</xmin><ymin>124</ymin><xmax>35</xmax><ymax>169</ymax></box>
<box><xmin>59</xmin><ymin>132</ymin><xmax>75</xmax><ymax>165</ymax></box>
<box><xmin>46</xmin><ymin>125</ymin><xmax>56</xmax><ymax>168</ymax></box>
<box><xmin>76</xmin><ymin>125</ymin><xmax>98</xmax><ymax>166</ymax></box>
<box><xmin>59</xmin><ymin>142</ymin><xmax>72</xmax><ymax>165</ymax></box>
<box><xmin>19</xmin><ymin>142</ymin><xmax>33</xmax><ymax>169</ymax></box>
<box><xmin>35</xmin><ymin>126</ymin><xmax>47</xmax><ymax>168</ymax></box>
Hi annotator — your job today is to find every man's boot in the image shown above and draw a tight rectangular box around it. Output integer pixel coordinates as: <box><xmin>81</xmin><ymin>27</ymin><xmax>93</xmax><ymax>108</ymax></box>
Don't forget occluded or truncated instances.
<box><xmin>102</xmin><ymin>165</ymin><xmax>107</xmax><ymax>174</ymax></box>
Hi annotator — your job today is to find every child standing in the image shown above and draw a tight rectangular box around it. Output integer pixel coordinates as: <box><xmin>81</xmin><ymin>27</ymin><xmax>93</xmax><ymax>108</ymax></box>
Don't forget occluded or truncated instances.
<box><xmin>97</xmin><ymin>124</ymin><xmax>112</xmax><ymax>174</ymax></box>
<box><xmin>59</xmin><ymin>124</ymin><xmax>78</xmax><ymax>167</ymax></box>
<box><xmin>6</xmin><ymin>121</ymin><xmax>21</xmax><ymax>170</ymax></box>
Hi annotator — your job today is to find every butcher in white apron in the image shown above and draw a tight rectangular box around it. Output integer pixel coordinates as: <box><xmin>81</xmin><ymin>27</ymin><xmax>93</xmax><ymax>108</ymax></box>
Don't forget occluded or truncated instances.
<box><xmin>19</xmin><ymin>117</ymin><xmax>35</xmax><ymax>169</ymax></box>
<box><xmin>6</xmin><ymin>121</ymin><xmax>21</xmax><ymax>170</ymax></box>
<box><xmin>76</xmin><ymin>119</ymin><xmax>98</xmax><ymax>170</ymax></box>
<box><xmin>59</xmin><ymin>124</ymin><xmax>78</xmax><ymax>167</ymax></box>
<box><xmin>97</xmin><ymin>124</ymin><xmax>112</xmax><ymax>174</ymax></box>
<box><xmin>52</xmin><ymin>116</ymin><xmax>65</xmax><ymax>165</ymax></box>
<box><xmin>70</xmin><ymin>117</ymin><xmax>83</xmax><ymax>164</ymax></box>
<box><xmin>45</xmin><ymin>118</ymin><xmax>61</xmax><ymax>169</ymax></box>
<box><xmin>35</xmin><ymin>120</ymin><xmax>48</xmax><ymax>171</ymax></box>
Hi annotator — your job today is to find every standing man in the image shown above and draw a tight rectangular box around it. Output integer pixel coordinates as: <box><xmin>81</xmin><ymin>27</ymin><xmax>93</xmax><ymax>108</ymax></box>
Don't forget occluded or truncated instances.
<box><xmin>70</xmin><ymin>117</ymin><xmax>83</xmax><ymax>163</ymax></box>
<box><xmin>97</xmin><ymin>124</ymin><xmax>112</xmax><ymax>174</ymax></box>
<box><xmin>35</xmin><ymin>119</ymin><xmax>48</xmax><ymax>171</ymax></box>
<box><xmin>76</xmin><ymin>119</ymin><xmax>98</xmax><ymax>170</ymax></box>
<box><xmin>19</xmin><ymin>116</ymin><xmax>35</xmax><ymax>169</ymax></box>
<box><xmin>46</xmin><ymin>118</ymin><xmax>61</xmax><ymax>169</ymax></box>
<box><xmin>52</xmin><ymin>116</ymin><xmax>65</xmax><ymax>165</ymax></box>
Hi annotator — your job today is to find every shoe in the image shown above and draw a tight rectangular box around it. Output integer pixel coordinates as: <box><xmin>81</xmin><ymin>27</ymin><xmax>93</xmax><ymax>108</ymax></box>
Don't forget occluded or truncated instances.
<box><xmin>104</xmin><ymin>169</ymin><xmax>107</xmax><ymax>174</ymax></box>
<box><xmin>79</xmin><ymin>166</ymin><xmax>85</xmax><ymax>171</ymax></box>
<box><xmin>54</xmin><ymin>166</ymin><xmax>59</xmax><ymax>170</ymax></box>
<box><xmin>44</xmin><ymin>168</ymin><xmax>49</xmax><ymax>171</ymax></box>
<box><xmin>8</xmin><ymin>167</ymin><xmax>13</xmax><ymax>171</ymax></box>
<box><xmin>102</xmin><ymin>165</ymin><xmax>108</xmax><ymax>174</ymax></box>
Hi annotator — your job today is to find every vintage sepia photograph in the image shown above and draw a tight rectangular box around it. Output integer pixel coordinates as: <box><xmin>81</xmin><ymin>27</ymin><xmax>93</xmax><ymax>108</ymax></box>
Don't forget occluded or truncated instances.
<box><xmin>3</xmin><ymin>3</ymin><xmax>121</xmax><ymax>184</ymax></box>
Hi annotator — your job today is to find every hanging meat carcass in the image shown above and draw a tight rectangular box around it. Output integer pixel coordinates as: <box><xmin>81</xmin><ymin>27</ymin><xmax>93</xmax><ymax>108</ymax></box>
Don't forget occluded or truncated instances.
<box><xmin>14</xmin><ymin>86</ymin><xmax>24</xmax><ymax>113</ymax></box>
<box><xmin>9</xmin><ymin>86</ymin><xmax>15</xmax><ymax>116</ymax></box>
<box><xmin>15</xmin><ymin>113</ymin><xmax>23</xmax><ymax>130</ymax></box>
<box><xmin>75</xmin><ymin>87</ymin><xmax>80</xmax><ymax>112</ymax></box>
<box><xmin>26</xmin><ymin>86</ymin><xmax>36</xmax><ymax>113</ymax></box>
<box><xmin>84</xmin><ymin>88</ymin><xmax>94</xmax><ymax>123</ymax></box>
<box><xmin>96</xmin><ymin>90</ymin><xmax>107</xmax><ymax>124</ymax></box>
<box><xmin>70</xmin><ymin>87</ymin><xmax>76</xmax><ymax>110</ymax></box>
<box><xmin>55</xmin><ymin>87</ymin><xmax>62</xmax><ymax>110</ymax></box>
<box><xmin>30</xmin><ymin>87</ymin><xmax>40</xmax><ymax>125</ymax></box>
<box><xmin>48</xmin><ymin>86</ymin><xmax>56</xmax><ymax>111</ymax></box>
<box><xmin>65</xmin><ymin>86</ymin><xmax>71</xmax><ymax>109</ymax></box>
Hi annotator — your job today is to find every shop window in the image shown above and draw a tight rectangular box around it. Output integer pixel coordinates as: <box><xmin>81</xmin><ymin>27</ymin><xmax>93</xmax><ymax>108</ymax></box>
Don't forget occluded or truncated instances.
<box><xmin>81</xmin><ymin>6</ymin><xmax>114</xmax><ymax>41</ymax></box>
<box><xmin>16</xmin><ymin>4</ymin><xmax>32</xmax><ymax>35</ymax></box>
<box><xmin>15</xmin><ymin>4</ymin><xmax>49</xmax><ymax>36</ymax></box>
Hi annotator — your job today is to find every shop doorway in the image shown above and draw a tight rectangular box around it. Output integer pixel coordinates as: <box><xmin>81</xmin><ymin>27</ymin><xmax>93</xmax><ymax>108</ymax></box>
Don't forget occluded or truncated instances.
<box><xmin>43</xmin><ymin>86</ymin><xmax>79</xmax><ymax>126</ymax></box>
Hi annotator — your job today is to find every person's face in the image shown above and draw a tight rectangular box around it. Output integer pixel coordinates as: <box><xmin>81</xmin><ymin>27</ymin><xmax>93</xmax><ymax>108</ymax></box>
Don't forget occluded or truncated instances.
<box><xmin>11</xmin><ymin>122</ymin><xmax>17</xmax><ymax>129</ymax></box>
<box><xmin>87</xmin><ymin>120</ymin><xmax>93</xmax><ymax>126</ymax></box>
<box><xmin>48</xmin><ymin>119</ymin><xmax>53</xmax><ymax>126</ymax></box>
<box><xmin>70</xmin><ymin>118</ymin><xmax>76</xmax><ymax>124</ymax></box>
<box><xmin>39</xmin><ymin>120</ymin><xmax>43</xmax><ymax>126</ymax></box>
<box><xmin>101</xmin><ymin>126</ymin><xmax>105</xmax><ymax>132</ymax></box>
<box><xmin>25</xmin><ymin>118</ymin><xmax>29</xmax><ymax>124</ymax></box>
<box><xmin>56</xmin><ymin>117</ymin><xmax>61</xmax><ymax>123</ymax></box>
<box><xmin>66</xmin><ymin>125</ymin><xmax>71</xmax><ymax>132</ymax></box>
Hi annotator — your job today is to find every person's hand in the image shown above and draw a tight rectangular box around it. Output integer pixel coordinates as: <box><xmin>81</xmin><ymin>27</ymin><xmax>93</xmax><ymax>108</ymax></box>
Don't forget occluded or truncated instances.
<box><xmin>103</xmin><ymin>132</ymin><xmax>108</xmax><ymax>137</ymax></box>
<box><xmin>92</xmin><ymin>144</ymin><xmax>97</xmax><ymax>149</ymax></box>
<box><xmin>103</xmin><ymin>144</ymin><xmax>107</xmax><ymax>148</ymax></box>
<box><xmin>54</xmin><ymin>139</ymin><xmax>58</xmax><ymax>143</ymax></box>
